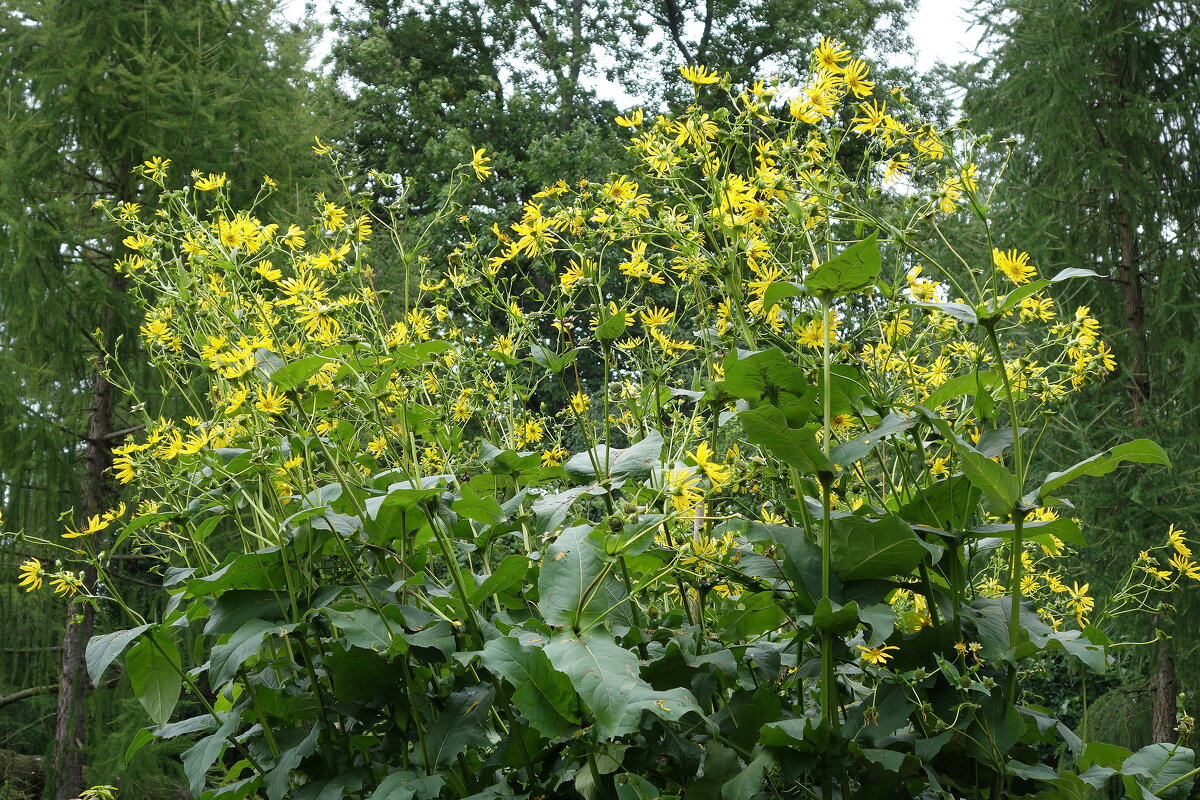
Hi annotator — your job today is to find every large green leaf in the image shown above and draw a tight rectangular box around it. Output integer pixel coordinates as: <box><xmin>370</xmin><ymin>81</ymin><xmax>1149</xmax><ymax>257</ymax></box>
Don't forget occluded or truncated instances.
<box><xmin>538</xmin><ymin>525</ymin><xmax>624</xmax><ymax>629</ymax></box>
<box><xmin>830</xmin><ymin>411</ymin><xmax>917</xmax><ymax>466</ymax></box>
<box><xmin>722</xmin><ymin>348</ymin><xmax>810</xmax><ymax>402</ymax></box>
<box><xmin>804</xmin><ymin>232</ymin><xmax>881</xmax><ymax>296</ymax></box>
<box><xmin>544</xmin><ymin>631</ymin><xmax>701</xmax><ymax>739</ymax></box>
<box><xmin>270</xmin><ymin>355</ymin><xmax>332</xmax><ymax>390</ymax></box>
<box><xmin>368</xmin><ymin>772</ymin><xmax>445</xmax><ymax>800</ymax></box>
<box><xmin>126</xmin><ymin>628</ymin><xmax>182</xmax><ymax>727</ymax></box>
<box><xmin>85</xmin><ymin>624</ymin><xmax>150</xmax><ymax>684</ymax></box>
<box><xmin>739</xmin><ymin>406</ymin><xmax>833</xmax><ymax>474</ymax></box>
<box><xmin>481</xmin><ymin>634</ymin><xmax>578</xmax><ymax>738</ymax></box>
<box><xmin>1123</xmin><ymin>743</ymin><xmax>1195</xmax><ymax>799</ymax></box>
<box><xmin>1034</xmin><ymin>439</ymin><xmax>1171</xmax><ymax>502</ymax></box>
<box><xmin>564</xmin><ymin>431</ymin><xmax>664</xmax><ymax>481</ymax></box>
<box><xmin>210</xmin><ymin>618</ymin><xmax>286</xmax><ymax>687</ymax></box>
<box><xmin>831</xmin><ymin>515</ymin><xmax>926</xmax><ymax>581</ymax></box>
<box><xmin>468</xmin><ymin>554</ymin><xmax>531</xmax><ymax>605</ymax></box>
<box><xmin>955</xmin><ymin>445</ymin><xmax>1021</xmax><ymax>512</ymax></box>
<box><xmin>419</xmin><ymin>685</ymin><xmax>493</xmax><ymax>770</ymax></box>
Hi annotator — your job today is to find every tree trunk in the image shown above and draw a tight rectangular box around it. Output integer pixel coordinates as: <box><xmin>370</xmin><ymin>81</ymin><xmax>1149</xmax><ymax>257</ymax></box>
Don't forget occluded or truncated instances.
<box><xmin>48</xmin><ymin>362</ymin><xmax>115</xmax><ymax>800</ymax></box>
<box><xmin>1150</xmin><ymin>632</ymin><xmax>1178</xmax><ymax>743</ymax></box>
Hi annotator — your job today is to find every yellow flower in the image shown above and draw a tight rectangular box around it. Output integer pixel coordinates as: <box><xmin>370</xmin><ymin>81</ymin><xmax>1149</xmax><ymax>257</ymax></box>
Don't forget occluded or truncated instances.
<box><xmin>141</xmin><ymin>156</ymin><xmax>170</xmax><ymax>180</ymax></box>
<box><xmin>255</xmin><ymin>386</ymin><xmax>290</xmax><ymax>416</ymax></box>
<box><xmin>814</xmin><ymin>37</ymin><xmax>850</xmax><ymax>72</ymax></box>
<box><xmin>471</xmin><ymin>147</ymin><xmax>493</xmax><ymax>181</ymax></box>
<box><xmin>993</xmin><ymin>248</ymin><xmax>1037</xmax><ymax>285</ymax></box>
<box><xmin>18</xmin><ymin>558</ymin><xmax>43</xmax><ymax>592</ymax></box>
<box><xmin>842</xmin><ymin>58</ymin><xmax>875</xmax><ymax>98</ymax></box>
<box><xmin>194</xmin><ymin>172</ymin><xmax>227</xmax><ymax>191</ymax></box>
<box><xmin>1169</xmin><ymin>552</ymin><xmax>1200</xmax><ymax>581</ymax></box>
<box><xmin>122</xmin><ymin>233</ymin><xmax>153</xmax><ymax>251</ymax></box>
<box><xmin>615</xmin><ymin>109</ymin><xmax>644</xmax><ymax>127</ymax></box>
<box><xmin>1167</xmin><ymin>524</ymin><xmax>1192</xmax><ymax>558</ymax></box>
<box><xmin>639</xmin><ymin>305</ymin><xmax>673</xmax><ymax>327</ymax></box>
<box><xmin>1066</xmin><ymin>582</ymin><xmax>1095</xmax><ymax>624</ymax></box>
<box><xmin>63</xmin><ymin>514</ymin><xmax>111</xmax><ymax>539</ymax></box>
<box><xmin>679</xmin><ymin>65</ymin><xmax>721</xmax><ymax>85</ymax></box>
<box><xmin>312</xmin><ymin>137</ymin><xmax>333</xmax><ymax>155</ymax></box>
<box><xmin>665</xmin><ymin>467</ymin><xmax>704</xmax><ymax>512</ymax></box>
<box><xmin>50</xmin><ymin>571</ymin><xmax>83</xmax><ymax>597</ymax></box>
<box><xmin>857</xmin><ymin>644</ymin><xmax>900</xmax><ymax>665</ymax></box>
<box><xmin>569</xmin><ymin>392</ymin><xmax>590</xmax><ymax>414</ymax></box>
<box><xmin>851</xmin><ymin>100</ymin><xmax>887</xmax><ymax>134</ymax></box>
<box><xmin>687</xmin><ymin>441</ymin><xmax>731</xmax><ymax>486</ymax></box>
<box><xmin>321</xmin><ymin>202</ymin><xmax>348</xmax><ymax>231</ymax></box>
<box><xmin>541</xmin><ymin>446</ymin><xmax>569</xmax><ymax>467</ymax></box>
<box><xmin>281</xmin><ymin>224</ymin><xmax>306</xmax><ymax>250</ymax></box>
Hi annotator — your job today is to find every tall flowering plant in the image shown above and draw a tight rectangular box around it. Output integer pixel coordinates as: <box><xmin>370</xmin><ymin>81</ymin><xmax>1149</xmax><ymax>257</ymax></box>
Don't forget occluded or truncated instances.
<box><xmin>15</xmin><ymin>40</ymin><xmax>1197</xmax><ymax>800</ymax></box>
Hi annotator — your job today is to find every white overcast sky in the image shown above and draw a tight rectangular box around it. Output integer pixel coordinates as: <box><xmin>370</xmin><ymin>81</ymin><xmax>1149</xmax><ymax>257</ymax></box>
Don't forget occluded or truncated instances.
<box><xmin>282</xmin><ymin>0</ymin><xmax>979</xmax><ymax>85</ymax></box>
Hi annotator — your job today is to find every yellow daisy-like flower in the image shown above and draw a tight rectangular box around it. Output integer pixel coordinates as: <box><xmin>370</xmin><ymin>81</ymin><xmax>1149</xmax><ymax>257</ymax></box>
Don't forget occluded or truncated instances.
<box><xmin>665</xmin><ymin>467</ymin><xmax>704</xmax><ymax>512</ymax></box>
<box><xmin>18</xmin><ymin>558</ymin><xmax>43</xmax><ymax>592</ymax></box>
<box><xmin>1167</xmin><ymin>524</ymin><xmax>1192</xmax><ymax>558</ymax></box>
<box><xmin>679</xmin><ymin>65</ymin><xmax>721</xmax><ymax>85</ymax></box>
<box><xmin>141</xmin><ymin>156</ymin><xmax>170</xmax><ymax>180</ymax></box>
<box><xmin>194</xmin><ymin>172</ymin><xmax>227</xmax><ymax>191</ymax></box>
<box><xmin>50</xmin><ymin>571</ymin><xmax>83</xmax><ymax>598</ymax></box>
<box><xmin>857</xmin><ymin>644</ymin><xmax>900</xmax><ymax>665</ymax></box>
<box><xmin>321</xmin><ymin>202</ymin><xmax>349</xmax><ymax>231</ymax></box>
<box><xmin>992</xmin><ymin>248</ymin><xmax>1037</xmax><ymax>285</ymax></box>
<box><xmin>814</xmin><ymin>37</ymin><xmax>850</xmax><ymax>72</ymax></box>
<box><xmin>639</xmin><ymin>305</ymin><xmax>674</xmax><ymax>327</ymax></box>
<box><xmin>255</xmin><ymin>386</ymin><xmax>290</xmax><ymax>416</ymax></box>
<box><xmin>687</xmin><ymin>441</ymin><xmax>731</xmax><ymax>486</ymax></box>
<box><xmin>615</xmin><ymin>109</ymin><xmax>644</xmax><ymax>127</ymax></box>
<box><xmin>471</xmin><ymin>147</ymin><xmax>493</xmax><ymax>181</ymax></box>
<box><xmin>569</xmin><ymin>392</ymin><xmax>590</xmax><ymax>414</ymax></box>
<box><xmin>63</xmin><ymin>513</ymin><xmax>111</xmax><ymax>539</ymax></box>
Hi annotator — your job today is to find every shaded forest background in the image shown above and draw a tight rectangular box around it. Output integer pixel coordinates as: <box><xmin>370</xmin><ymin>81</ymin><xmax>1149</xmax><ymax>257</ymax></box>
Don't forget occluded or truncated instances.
<box><xmin>0</xmin><ymin>0</ymin><xmax>1196</xmax><ymax>796</ymax></box>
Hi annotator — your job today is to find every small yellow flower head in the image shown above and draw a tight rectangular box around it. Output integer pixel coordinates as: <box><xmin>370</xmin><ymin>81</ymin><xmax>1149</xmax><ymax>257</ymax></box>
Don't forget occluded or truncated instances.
<box><xmin>1168</xmin><ymin>524</ymin><xmax>1192</xmax><ymax>558</ymax></box>
<box><xmin>993</xmin><ymin>248</ymin><xmax>1037</xmax><ymax>285</ymax></box>
<box><xmin>569</xmin><ymin>392</ymin><xmax>590</xmax><ymax>414</ymax></box>
<box><xmin>63</xmin><ymin>513</ymin><xmax>111</xmax><ymax>539</ymax></box>
<box><xmin>312</xmin><ymin>137</ymin><xmax>333</xmax><ymax>156</ymax></box>
<box><xmin>814</xmin><ymin>37</ymin><xmax>851</xmax><ymax>72</ymax></box>
<box><xmin>857</xmin><ymin>643</ymin><xmax>900</xmax><ymax>665</ymax></box>
<box><xmin>615</xmin><ymin>109</ymin><xmax>644</xmax><ymax>127</ymax></box>
<box><xmin>687</xmin><ymin>441</ymin><xmax>731</xmax><ymax>487</ymax></box>
<box><xmin>18</xmin><ymin>558</ymin><xmax>43</xmax><ymax>592</ymax></box>
<box><xmin>141</xmin><ymin>156</ymin><xmax>170</xmax><ymax>180</ymax></box>
<box><xmin>471</xmin><ymin>147</ymin><xmax>493</xmax><ymax>181</ymax></box>
<box><xmin>194</xmin><ymin>172</ymin><xmax>227</xmax><ymax>192</ymax></box>
<box><xmin>679</xmin><ymin>65</ymin><xmax>721</xmax><ymax>85</ymax></box>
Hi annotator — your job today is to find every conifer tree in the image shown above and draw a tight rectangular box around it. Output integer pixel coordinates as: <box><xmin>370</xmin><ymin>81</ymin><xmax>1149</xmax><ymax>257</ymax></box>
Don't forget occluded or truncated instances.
<box><xmin>960</xmin><ymin>0</ymin><xmax>1200</xmax><ymax>743</ymax></box>
<box><xmin>0</xmin><ymin>2</ymin><xmax>334</xmax><ymax>795</ymax></box>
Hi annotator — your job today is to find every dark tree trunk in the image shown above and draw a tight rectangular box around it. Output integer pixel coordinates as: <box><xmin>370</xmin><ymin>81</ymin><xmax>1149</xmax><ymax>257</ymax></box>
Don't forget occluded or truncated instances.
<box><xmin>49</xmin><ymin>360</ymin><xmax>116</xmax><ymax>800</ymax></box>
<box><xmin>1150</xmin><ymin>632</ymin><xmax>1178</xmax><ymax>743</ymax></box>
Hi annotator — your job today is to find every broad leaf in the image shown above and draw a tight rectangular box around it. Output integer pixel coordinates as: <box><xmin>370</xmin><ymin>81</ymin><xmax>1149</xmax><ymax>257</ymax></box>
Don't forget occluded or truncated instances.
<box><xmin>468</xmin><ymin>554</ymin><xmax>531</xmax><ymax>605</ymax></box>
<box><xmin>419</xmin><ymin>685</ymin><xmax>493</xmax><ymax>770</ymax></box>
<box><xmin>481</xmin><ymin>634</ymin><xmax>578</xmax><ymax>738</ymax></box>
<box><xmin>126</xmin><ymin>628</ymin><xmax>182</xmax><ymax>727</ymax></box>
<box><xmin>739</xmin><ymin>406</ymin><xmax>834</xmax><ymax>474</ymax></box>
<box><xmin>270</xmin><ymin>355</ymin><xmax>331</xmax><ymax>390</ymax></box>
<box><xmin>831</xmin><ymin>515</ymin><xmax>926</xmax><ymax>581</ymax></box>
<box><xmin>722</xmin><ymin>348</ymin><xmax>809</xmax><ymax>402</ymax></box>
<box><xmin>1035</xmin><ymin>439</ymin><xmax>1171</xmax><ymax>502</ymax></box>
<box><xmin>538</xmin><ymin>525</ymin><xmax>624</xmax><ymax>629</ymax></box>
<box><xmin>85</xmin><ymin>624</ymin><xmax>150</xmax><ymax>684</ymax></box>
<box><xmin>564</xmin><ymin>431</ymin><xmax>663</xmax><ymax>481</ymax></box>
<box><xmin>830</xmin><ymin>411</ymin><xmax>917</xmax><ymax>466</ymax></box>
<box><xmin>805</xmin><ymin>232</ymin><xmax>881</xmax><ymax>295</ymax></box>
<box><xmin>544</xmin><ymin>631</ymin><xmax>701</xmax><ymax>739</ymax></box>
<box><xmin>210</xmin><ymin>618</ymin><xmax>284</xmax><ymax>687</ymax></box>
<box><xmin>1123</xmin><ymin>743</ymin><xmax>1195</xmax><ymax>799</ymax></box>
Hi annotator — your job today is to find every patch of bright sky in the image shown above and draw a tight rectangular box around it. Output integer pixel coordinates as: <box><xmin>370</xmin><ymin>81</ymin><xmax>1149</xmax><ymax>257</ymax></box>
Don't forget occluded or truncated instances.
<box><xmin>281</xmin><ymin>0</ymin><xmax>978</xmax><ymax>94</ymax></box>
